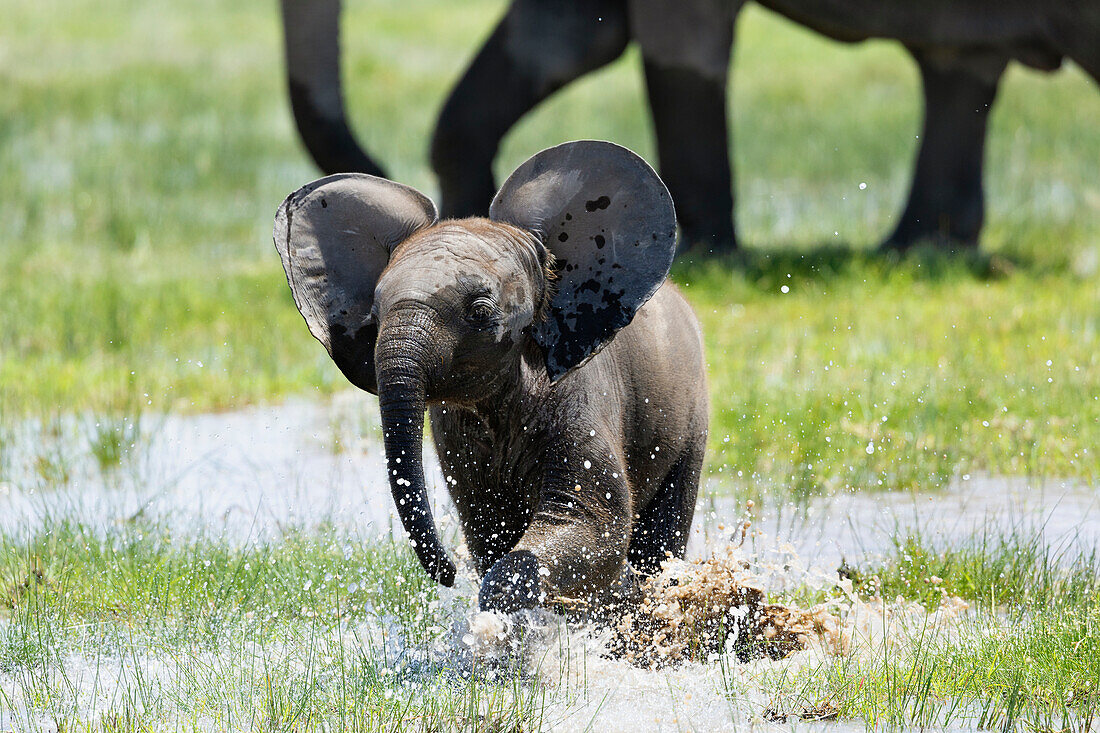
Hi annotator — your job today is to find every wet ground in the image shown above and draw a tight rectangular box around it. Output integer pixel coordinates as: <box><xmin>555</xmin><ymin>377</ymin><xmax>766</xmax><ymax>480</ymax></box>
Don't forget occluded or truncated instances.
<box><xmin>2</xmin><ymin>394</ymin><xmax>1098</xmax><ymax>731</ymax></box>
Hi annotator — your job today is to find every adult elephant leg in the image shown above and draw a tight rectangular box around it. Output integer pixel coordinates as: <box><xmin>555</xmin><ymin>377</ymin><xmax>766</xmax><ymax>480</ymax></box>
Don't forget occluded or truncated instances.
<box><xmin>431</xmin><ymin>0</ymin><xmax>629</xmax><ymax>219</ymax></box>
<box><xmin>883</xmin><ymin>50</ymin><xmax>1007</xmax><ymax>251</ymax></box>
<box><xmin>631</xmin><ymin>0</ymin><xmax>741</xmax><ymax>253</ymax></box>
<box><xmin>280</xmin><ymin>0</ymin><xmax>385</xmax><ymax>177</ymax></box>
<box><xmin>1046</xmin><ymin>0</ymin><xmax>1100</xmax><ymax>85</ymax></box>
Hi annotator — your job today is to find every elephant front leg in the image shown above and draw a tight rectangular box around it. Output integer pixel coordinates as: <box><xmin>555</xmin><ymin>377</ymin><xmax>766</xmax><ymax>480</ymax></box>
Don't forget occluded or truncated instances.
<box><xmin>883</xmin><ymin>50</ymin><xmax>1007</xmax><ymax>251</ymax></box>
<box><xmin>478</xmin><ymin>462</ymin><xmax>633</xmax><ymax>613</ymax></box>
<box><xmin>631</xmin><ymin>0</ymin><xmax>742</xmax><ymax>253</ymax></box>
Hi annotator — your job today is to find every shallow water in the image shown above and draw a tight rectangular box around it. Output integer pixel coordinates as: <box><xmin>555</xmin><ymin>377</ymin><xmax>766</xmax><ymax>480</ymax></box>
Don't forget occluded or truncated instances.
<box><xmin>3</xmin><ymin>393</ymin><xmax>1097</xmax><ymax>563</ymax></box>
<box><xmin>0</xmin><ymin>394</ymin><xmax>427</xmax><ymax>542</ymax></box>
<box><xmin>0</xmin><ymin>615</ymin><xmax>871</xmax><ymax>733</ymax></box>
<box><xmin>0</xmin><ymin>580</ymin><xmax>990</xmax><ymax>733</ymax></box>
<box><xmin>2</xmin><ymin>395</ymin><xmax>1098</xmax><ymax>731</ymax></box>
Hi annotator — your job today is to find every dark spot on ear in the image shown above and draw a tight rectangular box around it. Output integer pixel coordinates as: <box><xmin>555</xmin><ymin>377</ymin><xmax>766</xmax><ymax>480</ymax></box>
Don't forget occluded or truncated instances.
<box><xmin>565</xmin><ymin>213</ymin><xmax>572</xmax><ymax>220</ymax></box>
<box><xmin>320</xmin><ymin>198</ymin><xmax>328</xmax><ymax>209</ymax></box>
<box><xmin>541</xmin><ymin>284</ymin><xmax>630</xmax><ymax>378</ymax></box>
<box><xmin>328</xmin><ymin>322</ymin><xmax>379</xmax><ymax>393</ymax></box>
<box><xmin>594</xmin><ymin>235</ymin><xmax>605</xmax><ymax>248</ymax></box>
<box><xmin>585</xmin><ymin>196</ymin><xmax>611</xmax><ymax>212</ymax></box>
<box><xmin>558</xmin><ymin>232</ymin><xmax>569</xmax><ymax>242</ymax></box>
<box><xmin>597</xmin><ymin>258</ymin><xmax>606</xmax><ymax>265</ymax></box>
<box><xmin>577</xmin><ymin>279</ymin><xmax>600</xmax><ymax>295</ymax></box>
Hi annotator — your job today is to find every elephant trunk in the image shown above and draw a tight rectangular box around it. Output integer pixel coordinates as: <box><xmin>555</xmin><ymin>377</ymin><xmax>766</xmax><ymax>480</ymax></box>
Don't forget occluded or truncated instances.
<box><xmin>375</xmin><ymin>320</ymin><xmax>456</xmax><ymax>587</ymax></box>
<box><xmin>279</xmin><ymin>0</ymin><xmax>385</xmax><ymax>177</ymax></box>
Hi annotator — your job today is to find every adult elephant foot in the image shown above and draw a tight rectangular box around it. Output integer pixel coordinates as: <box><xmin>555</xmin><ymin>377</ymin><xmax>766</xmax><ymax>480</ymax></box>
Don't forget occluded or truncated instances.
<box><xmin>880</xmin><ymin>49</ymin><xmax>1007</xmax><ymax>253</ymax></box>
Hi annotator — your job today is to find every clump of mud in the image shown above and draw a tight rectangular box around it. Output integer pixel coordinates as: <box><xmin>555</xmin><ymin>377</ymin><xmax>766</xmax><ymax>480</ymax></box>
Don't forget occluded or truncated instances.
<box><xmin>604</xmin><ymin>538</ymin><xmax>972</xmax><ymax>669</ymax></box>
<box><xmin>456</xmin><ymin>506</ymin><xmax>971</xmax><ymax>674</ymax></box>
<box><xmin>606</xmin><ymin>545</ymin><xmax>836</xmax><ymax>668</ymax></box>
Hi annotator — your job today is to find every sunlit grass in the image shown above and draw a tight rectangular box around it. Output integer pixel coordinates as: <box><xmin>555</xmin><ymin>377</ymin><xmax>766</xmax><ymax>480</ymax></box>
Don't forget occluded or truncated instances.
<box><xmin>765</xmin><ymin>607</ymin><xmax>1100</xmax><ymax>731</ymax></box>
<box><xmin>849</xmin><ymin>524</ymin><xmax>1100</xmax><ymax>612</ymax></box>
<box><xmin>738</xmin><ymin>526</ymin><xmax>1100</xmax><ymax>729</ymax></box>
<box><xmin>1</xmin><ymin>0</ymin><xmax>1098</xmax><ymax>496</ymax></box>
<box><xmin>1</xmin><ymin>522</ymin><xmax>439</xmax><ymax>641</ymax></box>
<box><xmin>0</xmin><ymin>523</ymin><xmax>544</xmax><ymax>731</ymax></box>
<box><xmin>681</xmin><ymin>249</ymin><xmax>1100</xmax><ymax>495</ymax></box>
<box><xmin>2</xmin><ymin>522</ymin><xmax>1098</xmax><ymax>730</ymax></box>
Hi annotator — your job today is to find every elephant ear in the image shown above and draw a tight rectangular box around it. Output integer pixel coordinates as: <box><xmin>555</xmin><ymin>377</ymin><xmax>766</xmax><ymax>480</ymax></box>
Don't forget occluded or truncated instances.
<box><xmin>489</xmin><ymin>141</ymin><xmax>676</xmax><ymax>381</ymax></box>
<box><xmin>274</xmin><ymin>173</ymin><xmax>437</xmax><ymax>393</ymax></box>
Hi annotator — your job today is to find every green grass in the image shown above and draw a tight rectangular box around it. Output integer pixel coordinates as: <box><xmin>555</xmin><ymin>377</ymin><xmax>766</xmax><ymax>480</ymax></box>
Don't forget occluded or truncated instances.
<box><xmin>766</xmin><ymin>607</ymin><xmax>1100</xmax><ymax>730</ymax></box>
<box><xmin>0</xmin><ymin>522</ymin><xmax>441</xmax><ymax>649</ymax></box>
<box><xmin>3</xmin><ymin>4</ymin><xmax>1099</xmax><ymax>726</ymax></box>
<box><xmin>2</xmin><ymin>522</ymin><xmax>1099</xmax><ymax>730</ymax></box>
<box><xmin>681</xmin><ymin>249</ymin><xmax>1100</xmax><ymax>496</ymax></box>
<box><xmin>0</xmin><ymin>523</ymin><xmax>545</xmax><ymax>731</ymax></box>
<box><xmin>849</xmin><ymin>525</ymin><xmax>1100</xmax><ymax>611</ymax></box>
<box><xmin>761</xmin><ymin>528</ymin><xmax>1100</xmax><ymax>729</ymax></box>
<box><xmin>2</xmin><ymin>0</ymin><xmax>1099</xmax><ymax>494</ymax></box>
<box><xmin>0</xmin><ymin>523</ymin><xmax>504</xmax><ymax>731</ymax></box>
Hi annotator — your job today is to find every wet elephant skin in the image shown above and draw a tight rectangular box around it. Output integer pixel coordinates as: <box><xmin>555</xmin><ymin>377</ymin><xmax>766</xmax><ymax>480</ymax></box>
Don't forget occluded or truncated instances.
<box><xmin>274</xmin><ymin>141</ymin><xmax>709</xmax><ymax>613</ymax></box>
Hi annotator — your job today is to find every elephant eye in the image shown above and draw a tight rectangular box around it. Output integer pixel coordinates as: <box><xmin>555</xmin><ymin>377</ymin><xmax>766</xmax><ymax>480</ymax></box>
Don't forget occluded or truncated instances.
<box><xmin>467</xmin><ymin>296</ymin><xmax>497</xmax><ymax>325</ymax></box>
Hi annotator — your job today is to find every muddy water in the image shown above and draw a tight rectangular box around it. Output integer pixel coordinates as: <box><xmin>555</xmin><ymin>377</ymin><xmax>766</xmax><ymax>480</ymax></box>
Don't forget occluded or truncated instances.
<box><xmin>1</xmin><ymin>395</ymin><xmax>1098</xmax><ymax>731</ymax></box>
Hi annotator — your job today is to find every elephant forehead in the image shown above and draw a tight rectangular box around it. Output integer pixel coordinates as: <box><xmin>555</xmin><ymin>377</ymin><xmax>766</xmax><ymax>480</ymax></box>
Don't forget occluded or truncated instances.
<box><xmin>379</xmin><ymin>223</ymin><xmax>535</xmax><ymax>298</ymax></box>
<box><xmin>375</xmin><ymin>263</ymin><xmax>487</xmax><ymax>307</ymax></box>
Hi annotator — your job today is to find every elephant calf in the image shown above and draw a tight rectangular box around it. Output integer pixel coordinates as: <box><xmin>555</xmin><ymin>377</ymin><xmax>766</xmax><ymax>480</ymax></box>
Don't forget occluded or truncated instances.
<box><xmin>274</xmin><ymin>141</ymin><xmax>708</xmax><ymax>613</ymax></box>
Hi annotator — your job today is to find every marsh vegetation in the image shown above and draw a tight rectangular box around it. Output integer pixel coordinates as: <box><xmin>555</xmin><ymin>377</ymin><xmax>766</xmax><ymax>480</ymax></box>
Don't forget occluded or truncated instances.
<box><xmin>1</xmin><ymin>0</ymin><xmax>1098</xmax><ymax>728</ymax></box>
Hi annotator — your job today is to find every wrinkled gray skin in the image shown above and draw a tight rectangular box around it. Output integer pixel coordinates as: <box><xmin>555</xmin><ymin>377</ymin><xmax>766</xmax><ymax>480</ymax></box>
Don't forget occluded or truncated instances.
<box><xmin>274</xmin><ymin>141</ymin><xmax>708</xmax><ymax>612</ymax></box>
<box><xmin>280</xmin><ymin>0</ymin><xmax>1097</xmax><ymax>253</ymax></box>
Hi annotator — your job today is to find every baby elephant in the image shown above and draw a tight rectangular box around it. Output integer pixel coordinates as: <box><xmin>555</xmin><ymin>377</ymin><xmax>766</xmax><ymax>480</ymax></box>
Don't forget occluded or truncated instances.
<box><xmin>275</xmin><ymin>141</ymin><xmax>708</xmax><ymax>613</ymax></box>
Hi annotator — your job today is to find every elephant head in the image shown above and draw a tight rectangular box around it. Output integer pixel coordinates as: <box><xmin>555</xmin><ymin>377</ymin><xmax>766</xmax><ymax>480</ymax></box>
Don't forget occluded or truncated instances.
<box><xmin>274</xmin><ymin>141</ymin><xmax>677</xmax><ymax>586</ymax></box>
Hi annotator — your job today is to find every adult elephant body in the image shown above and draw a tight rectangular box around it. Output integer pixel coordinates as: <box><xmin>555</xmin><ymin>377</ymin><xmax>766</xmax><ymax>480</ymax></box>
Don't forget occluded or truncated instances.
<box><xmin>280</xmin><ymin>0</ymin><xmax>1099</xmax><ymax>251</ymax></box>
<box><xmin>743</xmin><ymin>0</ymin><xmax>1099</xmax><ymax>248</ymax></box>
